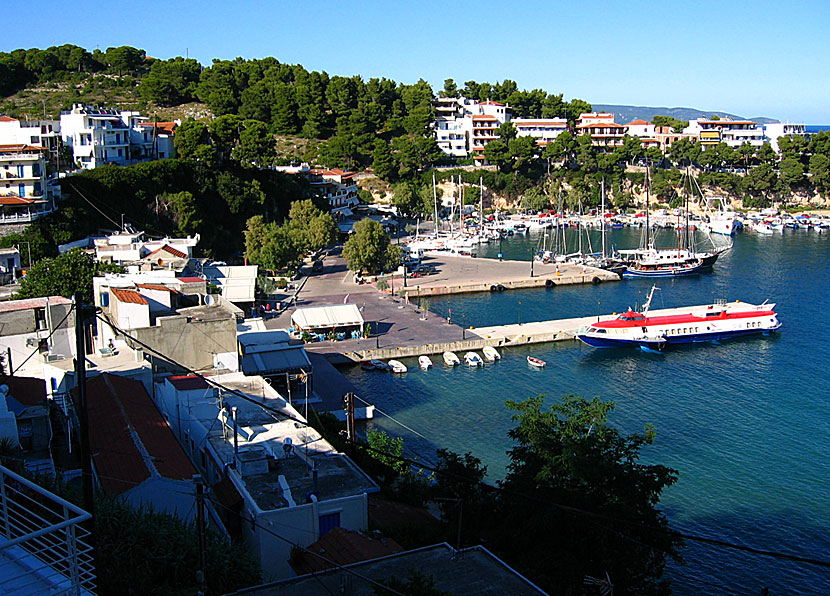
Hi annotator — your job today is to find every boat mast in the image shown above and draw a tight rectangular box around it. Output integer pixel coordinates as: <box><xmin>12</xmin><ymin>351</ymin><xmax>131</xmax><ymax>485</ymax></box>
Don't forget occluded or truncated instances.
<box><xmin>601</xmin><ymin>178</ymin><xmax>606</xmax><ymax>260</ymax></box>
<box><xmin>645</xmin><ymin>161</ymin><xmax>651</xmax><ymax>250</ymax></box>
<box><xmin>479</xmin><ymin>176</ymin><xmax>484</xmax><ymax>234</ymax></box>
<box><xmin>432</xmin><ymin>172</ymin><xmax>439</xmax><ymax>235</ymax></box>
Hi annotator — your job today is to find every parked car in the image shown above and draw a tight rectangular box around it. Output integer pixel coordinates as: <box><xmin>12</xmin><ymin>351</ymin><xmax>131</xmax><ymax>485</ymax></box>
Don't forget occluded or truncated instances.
<box><xmin>411</xmin><ymin>264</ymin><xmax>437</xmax><ymax>277</ymax></box>
<box><xmin>312</xmin><ymin>259</ymin><xmax>324</xmax><ymax>272</ymax></box>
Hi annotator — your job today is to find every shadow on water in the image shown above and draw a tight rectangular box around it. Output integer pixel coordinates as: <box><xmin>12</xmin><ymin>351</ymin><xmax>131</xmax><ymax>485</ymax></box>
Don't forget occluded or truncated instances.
<box><xmin>666</xmin><ymin>508</ymin><xmax>830</xmax><ymax>596</ymax></box>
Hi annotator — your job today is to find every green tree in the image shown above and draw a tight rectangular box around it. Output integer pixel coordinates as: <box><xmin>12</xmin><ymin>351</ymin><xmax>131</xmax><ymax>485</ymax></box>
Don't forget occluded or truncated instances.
<box><xmin>809</xmin><ymin>153</ymin><xmax>830</xmax><ymax>196</ymax></box>
<box><xmin>392</xmin><ymin>182</ymin><xmax>421</xmax><ymax>217</ymax></box>
<box><xmin>286</xmin><ymin>199</ymin><xmax>337</xmax><ymax>254</ymax></box>
<box><xmin>372</xmin><ymin>140</ymin><xmax>397</xmax><ymax>181</ymax></box>
<box><xmin>493</xmin><ymin>395</ymin><xmax>682</xmax><ymax>595</ymax></box>
<box><xmin>232</xmin><ymin>120</ymin><xmax>274</xmax><ymax>166</ymax></box>
<box><xmin>521</xmin><ymin>186</ymin><xmax>550</xmax><ymax>211</ymax></box>
<box><xmin>780</xmin><ymin>156</ymin><xmax>806</xmax><ymax>190</ymax></box>
<box><xmin>15</xmin><ymin>248</ymin><xmax>122</xmax><ymax>303</ymax></box>
<box><xmin>174</xmin><ymin>120</ymin><xmax>216</xmax><ymax>164</ymax></box>
<box><xmin>103</xmin><ymin>45</ymin><xmax>145</xmax><ymax>75</ymax></box>
<box><xmin>137</xmin><ymin>57</ymin><xmax>201</xmax><ymax>106</ymax></box>
<box><xmin>244</xmin><ymin>216</ymin><xmax>301</xmax><ymax>272</ymax></box>
<box><xmin>483</xmin><ymin>140</ymin><xmax>511</xmax><ymax>172</ymax></box>
<box><xmin>441</xmin><ymin>78</ymin><xmax>458</xmax><ymax>98</ymax></box>
<box><xmin>652</xmin><ymin>115</ymin><xmax>688</xmax><ymax>133</ymax></box>
<box><xmin>343</xmin><ymin>218</ymin><xmax>401</xmax><ymax>274</ymax></box>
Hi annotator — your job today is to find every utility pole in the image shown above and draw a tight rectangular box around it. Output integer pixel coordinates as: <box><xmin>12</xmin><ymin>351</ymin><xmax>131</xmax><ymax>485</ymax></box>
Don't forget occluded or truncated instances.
<box><xmin>344</xmin><ymin>393</ymin><xmax>355</xmax><ymax>451</ymax></box>
<box><xmin>194</xmin><ymin>475</ymin><xmax>207</xmax><ymax>596</ymax></box>
<box><xmin>73</xmin><ymin>294</ymin><xmax>96</xmax><ymax>556</ymax></box>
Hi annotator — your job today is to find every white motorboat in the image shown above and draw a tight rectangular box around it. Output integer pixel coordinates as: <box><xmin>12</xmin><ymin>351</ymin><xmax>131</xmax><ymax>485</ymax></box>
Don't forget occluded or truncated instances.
<box><xmin>482</xmin><ymin>346</ymin><xmax>501</xmax><ymax>361</ymax></box>
<box><xmin>418</xmin><ymin>355</ymin><xmax>432</xmax><ymax>370</ymax></box>
<box><xmin>464</xmin><ymin>352</ymin><xmax>483</xmax><ymax>367</ymax></box>
<box><xmin>443</xmin><ymin>351</ymin><xmax>460</xmax><ymax>366</ymax></box>
<box><xmin>388</xmin><ymin>359</ymin><xmax>407</xmax><ymax>374</ymax></box>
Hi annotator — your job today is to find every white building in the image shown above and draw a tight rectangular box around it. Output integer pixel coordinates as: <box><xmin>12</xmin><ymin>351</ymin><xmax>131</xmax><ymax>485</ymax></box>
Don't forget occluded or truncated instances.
<box><xmin>0</xmin><ymin>115</ymin><xmax>61</xmax><ymax>158</ymax></box>
<box><xmin>0</xmin><ymin>296</ymin><xmax>75</xmax><ymax>378</ymax></box>
<box><xmin>433</xmin><ymin>98</ymin><xmax>512</xmax><ymax>159</ymax></box>
<box><xmin>0</xmin><ymin>144</ymin><xmax>54</xmax><ymax>224</ymax></box>
<box><xmin>153</xmin><ymin>372</ymin><xmax>379</xmax><ymax>578</ymax></box>
<box><xmin>575</xmin><ymin>113</ymin><xmax>627</xmax><ymax>149</ymax></box>
<box><xmin>684</xmin><ymin>118</ymin><xmax>766</xmax><ymax>148</ymax></box>
<box><xmin>512</xmin><ymin>117</ymin><xmax>568</xmax><ymax>147</ymax></box>
<box><xmin>764</xmin><ymin>122</ymin><xmax>807</xmax><ymax>152</ymax></box>
<box><xmin>60</xmin><ymin>104</ymin><xmax>177</xmax><ymax>169</ymax></box>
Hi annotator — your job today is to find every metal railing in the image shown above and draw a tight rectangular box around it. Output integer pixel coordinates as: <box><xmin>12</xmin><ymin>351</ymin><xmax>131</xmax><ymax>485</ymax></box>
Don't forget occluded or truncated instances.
<box><xmin>0</xmin><ymin>464</ymin><xmax>95</xmax><ymax>595</ymax></box>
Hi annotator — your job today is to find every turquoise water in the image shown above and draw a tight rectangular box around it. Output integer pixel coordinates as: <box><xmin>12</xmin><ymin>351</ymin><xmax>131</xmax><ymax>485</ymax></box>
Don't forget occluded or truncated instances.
<box><xmin>344</xmin><ymin>227</ymin><xmax>830</xmax><ymax>595</ymax></box>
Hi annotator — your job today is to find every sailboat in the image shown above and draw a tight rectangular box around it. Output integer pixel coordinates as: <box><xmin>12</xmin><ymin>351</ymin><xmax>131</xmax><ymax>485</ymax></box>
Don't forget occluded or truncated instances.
<box><xmin>614</xmin><ymin>165</ymin><xmax>706</xmax><ymax>278</ymax></box>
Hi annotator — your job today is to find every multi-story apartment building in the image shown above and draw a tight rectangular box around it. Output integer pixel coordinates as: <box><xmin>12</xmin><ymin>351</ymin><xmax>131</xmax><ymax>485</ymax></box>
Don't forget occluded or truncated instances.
<box><xmin>0</xmin><ymin>115</ymin><xmax>61</xmax><ymax>157</ymax></box>
<box><xmin>512</xmin><ymin>117</ymin><xmax>568</xmax><ymax>147</ymax></box>
<box><xmin>764</xmin><ymin>122</ymin><xmax>807</xmax><ymax>152</ymax></box>
<box><xmin>0</xmin><ymin>144</ymin><xmax>54</xmax><ymax>224</ymax></box>
<box><xmin>60</xmin><ymin>104</ymin><xmax>177</xmax><ymax>169</ymax></box>
<box><xmin>575</xmin><ymin>112</ymin><xmax>627</xmax><ymax>149</ymax></box>
<box><xmin>684</xmin><ymin>118</ymin><xmax>766</xmax><ymax>148</ymax></box>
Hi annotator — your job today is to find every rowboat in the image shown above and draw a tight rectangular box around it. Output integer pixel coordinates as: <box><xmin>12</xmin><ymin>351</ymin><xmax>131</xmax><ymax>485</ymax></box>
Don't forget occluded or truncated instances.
<box><xmin>419</xmin><ymin>355</ymin><xmax>432</xmax><ymax>370</ymax></box>
<box><xmin>527</xmin><ymin>356</ymin><xmax>546</xmax><ymax>368</ymax></box>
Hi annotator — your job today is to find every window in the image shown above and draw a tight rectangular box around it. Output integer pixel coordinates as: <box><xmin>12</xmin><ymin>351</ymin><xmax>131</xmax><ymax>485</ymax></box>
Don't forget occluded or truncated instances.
<box><xmin>30</xmin><ymin>135</ymin><xmax>39</xmax><ymax>144</ymax></box>
<box><xmin>17</xmin><ymin>165</ymin><xmax>24</xmax><ymax>177</ymax></box>
<box><xmin>33</xmin><ymin>163</ymin><xmax>41</xmax><ymax>176</ymax></box>
<box><xmin>34</xmin><ymin>307</ymin><xmax>47</xmax><ymax>330</ymax></box>
<box><xmin>18</xmin><ymin>183</ymin><xmax>25</xmax><ymax>197</ymax></box>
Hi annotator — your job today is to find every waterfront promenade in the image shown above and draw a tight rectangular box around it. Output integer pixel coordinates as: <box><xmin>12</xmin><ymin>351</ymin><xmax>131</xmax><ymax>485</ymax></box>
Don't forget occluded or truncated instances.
<box><xmin>264</xmin><ymin>249</ymin><xmax>620</xmax><ymax>362</ymax></box>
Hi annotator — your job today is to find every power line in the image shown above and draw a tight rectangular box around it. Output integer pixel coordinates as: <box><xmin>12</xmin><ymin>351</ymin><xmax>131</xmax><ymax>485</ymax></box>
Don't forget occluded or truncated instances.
<box><xmin>95</xmin><ymin>313</ymin><xmax>830</xmax><ymax>572</ymax></box>
<box><xmin>9</xmin><ymin>304</ymin><xmax>75</xmax><ymax>375</ymax></box>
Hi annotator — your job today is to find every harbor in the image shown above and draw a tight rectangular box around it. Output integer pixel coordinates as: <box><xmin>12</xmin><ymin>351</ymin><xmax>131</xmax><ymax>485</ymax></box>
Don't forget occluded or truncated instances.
<box><xmin>338</xmin><ymin>227</ymin><xmax>830</xmax><ymax>596</ymax></box>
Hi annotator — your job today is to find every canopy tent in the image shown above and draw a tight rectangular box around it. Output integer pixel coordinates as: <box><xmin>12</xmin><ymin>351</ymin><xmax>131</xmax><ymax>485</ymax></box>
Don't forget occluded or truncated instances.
<box><xmin>291</xmin><ymin>304</ymin><xmax>363</xmax><ymax>332</ymax></box>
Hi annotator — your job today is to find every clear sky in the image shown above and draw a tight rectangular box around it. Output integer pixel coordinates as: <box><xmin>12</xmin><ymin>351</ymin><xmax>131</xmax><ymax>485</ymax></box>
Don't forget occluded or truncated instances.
<box><xmin>4</xmin><ymin>0</ymin><xmax>828</xmax><ymax>122</ymax></box>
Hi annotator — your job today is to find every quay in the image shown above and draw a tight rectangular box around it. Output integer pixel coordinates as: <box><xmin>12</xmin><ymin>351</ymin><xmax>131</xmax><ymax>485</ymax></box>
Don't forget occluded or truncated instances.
<box><xmin>394</xmin><ymin>255</ymin><xmax>621</xmax><ymax>297</ymax></box>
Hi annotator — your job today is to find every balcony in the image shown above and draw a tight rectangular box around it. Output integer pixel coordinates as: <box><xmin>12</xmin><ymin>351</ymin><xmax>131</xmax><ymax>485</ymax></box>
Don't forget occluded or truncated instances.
<box><xmin>0</xmin><ymin>464</ymin><xmax>95</xmax><ymax>595</ymax></box>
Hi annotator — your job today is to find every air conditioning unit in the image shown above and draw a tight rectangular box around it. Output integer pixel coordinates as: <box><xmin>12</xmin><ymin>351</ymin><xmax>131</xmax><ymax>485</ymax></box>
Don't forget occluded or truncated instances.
<box><xmin>45</xmin><ymin>354</ymin><xmax>66</xmax><ymax>363</ymax></box>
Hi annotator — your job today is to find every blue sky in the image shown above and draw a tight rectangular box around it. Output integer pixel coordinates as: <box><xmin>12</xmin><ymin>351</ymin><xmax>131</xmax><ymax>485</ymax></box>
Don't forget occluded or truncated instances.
<box><xmin>4</xmin><ymin>0</ymin><xmax>827</xmax><ymax>122</ymax></box>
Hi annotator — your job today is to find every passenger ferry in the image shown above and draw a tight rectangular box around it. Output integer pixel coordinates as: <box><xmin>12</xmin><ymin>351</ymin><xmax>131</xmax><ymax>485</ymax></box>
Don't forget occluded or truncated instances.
<box><xmin>576</xmin><ymin>286</ymin><xmax>781</xmax><ymax>350</ymax></box>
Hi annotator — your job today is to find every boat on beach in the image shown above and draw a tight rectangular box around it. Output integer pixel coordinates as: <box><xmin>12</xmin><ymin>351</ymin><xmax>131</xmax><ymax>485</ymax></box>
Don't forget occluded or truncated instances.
<box><xmin>388</xmin><ymin>359</ymin><xmax>407</xmax><ymax>374</ymax></box>
<box><xmin>443</xmin><ymin>351</ymin><xmax>461</xmax><ymax>366</ymax></box>
<box><xmin>482</xmin><ymin>346</ymin><xmax>501</xmax><ymax>361</ymax></box>
<box><xmin>527</xmin><ymin>356</ymin><xmax>546</xmax><ymax>368</ymax></box>
<box><xmin>576</xmin><ymin>285</ymin><xmax>781</xmax><ymax>350</ymax></box>
<box><xmin>464</xmin><ymin>352</ymin><xmax>483</xmax><ymax>367</ymax></box>
<box><xmin>419</xmin><ymin>355</ymin><xmax>432</xmax><ymax>370</ymax></box>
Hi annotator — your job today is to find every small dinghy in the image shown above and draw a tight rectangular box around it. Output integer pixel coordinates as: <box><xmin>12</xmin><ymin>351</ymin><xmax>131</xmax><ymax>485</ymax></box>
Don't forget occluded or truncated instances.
<box><xmin>527</xmin><ymin>355</ymin><xmax>546</xmax><ymax>368</ymax></box>
<box><xmin>419</xmin><ymin>355</ymin><xmax>433</xmax><ymax>370</ymax></box>
<box><xmin>482</xmin><ymin>346</ymin><xmax>501</xmax><ymax>361</ymax></box>
<box><xmin>388</xmin><ymin>359</ymin><xmax>407</xmax><ymax>374</ymax></box>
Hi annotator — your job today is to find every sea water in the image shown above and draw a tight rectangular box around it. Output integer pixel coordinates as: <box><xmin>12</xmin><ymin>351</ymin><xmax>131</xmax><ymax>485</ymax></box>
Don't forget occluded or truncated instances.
<box><xmin>344</xmin><ymin>227</ymin><xmax>830</xmax><ymax>595</ymax></box>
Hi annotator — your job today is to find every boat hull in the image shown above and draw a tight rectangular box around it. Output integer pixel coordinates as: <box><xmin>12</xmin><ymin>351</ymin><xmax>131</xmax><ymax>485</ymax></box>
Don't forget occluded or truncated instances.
<box><xmin>578</xmin><ymin>325</ymin><xmax>779</xmax><ymax>348</ymax></box>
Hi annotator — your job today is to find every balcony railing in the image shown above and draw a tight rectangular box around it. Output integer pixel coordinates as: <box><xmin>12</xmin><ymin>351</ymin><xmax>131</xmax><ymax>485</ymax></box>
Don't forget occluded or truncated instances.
<box><xmin>0</xmin><ymin>464</ymin><xmax>95</xmax><ymax>595</ymax></box>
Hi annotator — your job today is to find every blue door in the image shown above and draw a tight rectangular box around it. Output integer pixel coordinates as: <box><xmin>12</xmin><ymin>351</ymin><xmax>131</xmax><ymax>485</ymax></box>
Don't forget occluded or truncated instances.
<box><xmin>318</xmin><ymin>512</ymin><xmax>340</xmax><ymax>537</ymax></box>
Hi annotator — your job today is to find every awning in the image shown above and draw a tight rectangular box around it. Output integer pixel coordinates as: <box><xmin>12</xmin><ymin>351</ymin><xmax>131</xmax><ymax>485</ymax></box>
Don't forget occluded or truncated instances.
<box><xmin>240</xmin><ymin>345</ymin><xmax>312</xmax><ymax>376</ymax></box>
<box><xmin>291</xmin><ymin>304</ymin><xmax>364</xmax><ymax>331</ymax></box>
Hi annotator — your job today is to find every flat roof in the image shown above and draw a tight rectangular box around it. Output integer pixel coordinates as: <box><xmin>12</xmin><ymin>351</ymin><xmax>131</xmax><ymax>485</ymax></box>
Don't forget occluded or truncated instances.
<box><xmin>0</xmin><ymin>296</ymin><xmax>72</xmax><ymax>313</ymax></box>
<box><xmin>232</xmin><ymin>543</ymin><xmax>549</xmax><ymax>595</ymax></box>
<box><xmin>202</xmin><ymin>373</ymin><xmax>377</xmax><ymax>511</ymax></box>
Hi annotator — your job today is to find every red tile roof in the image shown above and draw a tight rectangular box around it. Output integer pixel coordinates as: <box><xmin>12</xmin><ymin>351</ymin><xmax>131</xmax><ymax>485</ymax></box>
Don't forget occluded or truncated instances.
<box><xmin>289</xmin><ymin>527</ymin><xmax>403</xmax><ymax>575</ymax></box>
<box><xmin>477</xmin><ymin>101</ymin><xmax>505</xmax><ymax>106</ymax></box>
<box><xmin>167</xmin><ymin>375</ymin><xmax>210</xmax><ymax>391</ymax></box>
<box><xmin>137</xmin><ymin>121</ymin><xmax>177</xmax><ymax>135</ymax></box>
<box><xmin>176</xmin><ymin>276</ymin><xmax>205</xmax><ymax>284</ymax></box>
<box><xmin>472</xmin><ymin>115</ymin><xmax>498</xmax><ymax>121</ymax></box>
<box><xmin>0</xmin><ymin>144</ymin><xmax>48</xmax><ymax>153</ymax></box>
<box><xmin>0</xmin><ymin>115</ymin><xmax>19</xmax><ymax>122</ymax></box>
<box><xmin>111</xmin><ymin>288</ymin><xmax>148</xmax><ymax>305</ymax></box>
<box><xmin>0</xmin><ymin>196</ymin><xmax>38</xmax><ymax>205</ymax></box>
<box><xmin>135</xmin><ymin>283</ymin><xmax>179</xmax><ymax>293</ymax></box>
<box><xmin>0</xmin><ymin>376</ymin><xmax>46</xmax><ymax>406</ymax></box>
<box><xmin>0</xmin><ymin>296</ymin><xmax>72</xmax><ymax>313</ymax></box>
<box><xmin>86</xmin><ymin>373</ymin><xmax>196</xmax><ymax>496</ymax></box>
<box><xmin>147</xmin><ymin>245</ymin><xmax>187</xmax><ymax>259</ymax></box>
<box><xmin>626</xmin><ymin>119</ymin><xmax>651</xmax><ymax>125</ymax></box>
<box><xmin>576</xmin><ymin>122</ymin><xmax>625</xmax><ymax>129</ymax></box>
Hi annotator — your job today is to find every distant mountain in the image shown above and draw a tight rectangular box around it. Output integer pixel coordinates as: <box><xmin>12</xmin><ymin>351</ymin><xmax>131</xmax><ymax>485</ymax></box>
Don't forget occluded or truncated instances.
<box><xmin>593</xmin><ymin>104</ymin><xmax>778</xmax><ymax>125</ymax></box>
